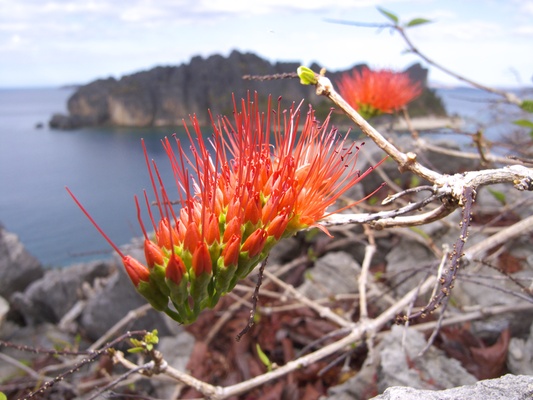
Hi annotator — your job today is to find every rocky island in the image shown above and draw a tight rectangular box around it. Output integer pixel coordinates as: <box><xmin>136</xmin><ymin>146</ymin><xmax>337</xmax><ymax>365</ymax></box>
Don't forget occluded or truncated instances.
<box><xmin>49</xmin><ymin>50</ymin><xmax>445</xmax><ymax>129</ymax></box>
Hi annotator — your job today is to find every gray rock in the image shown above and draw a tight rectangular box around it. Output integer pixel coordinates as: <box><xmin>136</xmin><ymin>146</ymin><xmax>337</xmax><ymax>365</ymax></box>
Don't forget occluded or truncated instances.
<box><xmin>508</xmin><ymin>321</ymin><xmax>533</xmax><ymax>375</ymax></box>
<box><xmin>325</xmin><ymin>355</ymin><xmax>380</xmax><ymax>400</ymax></box>
<box><xmin>80</xmin><ymin>262</ymin><xmax>173</xmax><ymax>341</ymax></box>
<box><xmin>0</xmin><ymin>224</ymin><xmax>43</xmax><ymax>299</ymax></box>
<box><xmin>324</xmin><ymin>325</ymin><xmax>476</xmax><ymax>400</ymax></box>
<box><xmin>0</xmin><ymin>295</ymin><xmax>8</xmax><ymax>327</ymax></box>
<box><xmin>385</xmin><ymin>238</ymin><xmax>434</xmax><ymax>297</ymax></box>
<box><xmin>298</xmin><ymin>251</ymin><xmax>361</xmax><ymax>299</ymax></box>
<box><xmin>49</xmin><ymin>51</ymin><xmax>437</xmax><ymax>130</ymax></box>
<box><xmin>153</xmin><ymin>331</ymin><xmax>196</xmax><ymax>399</ymax></box>
<box><xmin>10</xmin><ymin>261</ymin><xmax>112</xmax><ymax>325</ymax></box>
<box><xmin>377</xmin><ymin>325</ymin><xmax>476</xmax><ymax>392</ymax></box>
<box><xmin>371</xmin><ymin>374</ymin><xmax>533</xmax><ymax>400</ymax></box>
<box><xmin>0</xmin><ymin>322</ymin><xmax>85</xmax><ymax>398</ymax></box>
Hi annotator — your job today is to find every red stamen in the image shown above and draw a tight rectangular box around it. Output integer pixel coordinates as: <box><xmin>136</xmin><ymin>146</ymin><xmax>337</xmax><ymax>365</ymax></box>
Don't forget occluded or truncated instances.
<box><xmin>65</xmin><ymin>187</ymin><xmax>125</xmax><ymax>259</ymax></box>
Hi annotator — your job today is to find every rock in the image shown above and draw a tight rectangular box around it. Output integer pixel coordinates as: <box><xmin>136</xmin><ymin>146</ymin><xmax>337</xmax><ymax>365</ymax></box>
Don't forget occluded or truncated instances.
<box><xmin>298</xmin><ymin>251</ymin><xmax>361</xmax><ymax>300</ymax></box>
<box><xmin>0</xmin><ymin>296</ymin><xmax>8</xmax><ymax>328</ymax></box>
<box><xmin>378</xmin><ymin>325</ymin><xmax>477</xmax><ymax>391</ymax></box>
<box><xmin>385</xmin><ymin>238</ymin><xmax>434</xmax><ymax>297</ymax></box>
<box><xmin>325</xmin><ymin>325</ymin><xmax>477</xmax><ymax>399</ymax></box>
<box><xmin>49</xmin><ymin>51</ymin><xmax>440</xmax><ymax>129</ymax></box>
<box><xmin>507</xmin><ymin>321</ymin><xmax>533</xmax><ymax>375</ymax></box>
<box><xmin>10</xmin><ymin>261</ymin><xmax>112</xmax><ymax>325</ymax></box>
<box><xmin>48</xmin><ymin>113</ymin><xmax>86</xmax><ymax>129</ymax></box>
<box><xmin>325</xmin><ymin>355</ymin><xmax>380</xmax><ymax>400</ymax></box>
<box><xmin>0</xmin><ymin>224</ymin><xmax>43</xmax><ymax>299</ymax></box>
<box><xmin>153</xmin><ymin>331</ymin><xmax>196</xmax><ymax>399</ymax></box>
<box><xmin>80</xmin><ymin>261</ymin><xmax>173</xmax><ymax>341</ymax></box>
<box><xmin>0</xmin><ymin>322</ymin><xmax>86</xmax><ymax>399</ymax></box>
<box><xmin>371</xmin><ymin>374</ymin><xmax>533</xmax><ymax>400</ymax></box>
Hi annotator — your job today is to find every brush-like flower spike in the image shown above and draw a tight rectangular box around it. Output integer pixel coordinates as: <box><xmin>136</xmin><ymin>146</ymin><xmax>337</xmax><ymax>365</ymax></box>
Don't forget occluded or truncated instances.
<box><xmin>337</xmin><ymin>66</ymin><xmax>422</xmax><ymax>119</ymax></box>
<box><xmin>68</xmin><ymin>92</ymin><xmax>382</xmax><ymax>324</ymax></box>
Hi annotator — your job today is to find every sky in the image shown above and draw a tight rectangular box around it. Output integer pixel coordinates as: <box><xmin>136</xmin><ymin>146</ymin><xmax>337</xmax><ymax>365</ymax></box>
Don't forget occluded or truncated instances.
<box><xmin>1</xmin><ymin>0</ymin><xmax>532</xmax><ymax>88</ymax></box>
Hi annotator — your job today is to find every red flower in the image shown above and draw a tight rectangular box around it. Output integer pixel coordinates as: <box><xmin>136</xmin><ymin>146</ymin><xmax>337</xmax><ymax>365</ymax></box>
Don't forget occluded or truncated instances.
<box><xmin>337</xmin><ymin>67</ymin><xmax>422</xmax><ymax>119</ymax></box>
<box><xmin>67</xmin><ymin>93</ymin><xmax>381</xmax><ymax>324</ymax></box>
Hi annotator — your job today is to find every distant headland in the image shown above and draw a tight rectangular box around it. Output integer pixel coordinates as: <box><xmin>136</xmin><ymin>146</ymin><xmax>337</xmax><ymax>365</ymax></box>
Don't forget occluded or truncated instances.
<box><xmin>49</xmin><ymin>50</ymin><xmax>446</xmax><ymax>130</ymax></box>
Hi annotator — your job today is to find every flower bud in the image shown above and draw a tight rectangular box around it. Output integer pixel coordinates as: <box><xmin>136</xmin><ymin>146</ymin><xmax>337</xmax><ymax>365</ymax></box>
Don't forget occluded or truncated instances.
<box><xmin>222</xmin><ymin>234</ymin><xmax>240</xmax><ymax>267</ymax></box>
<box><xmin>223</xmin><ymin>216</ymin><xmax>241</xmax><ymax>244</ymax></box>
<box><xmin>192</xmin><ymin>241</ymin><xmax>212</xmax><ymax>276</ymax></box>
<box><xmin>266</xmin><ymin>213</ymin><xmax>290</xmax><ymax>240</ymax></box>
<box><xmin>144</xmin><ymin>239</ymin><xmax>165</xmax><ymax>269</ymax></box>
<box><xmin>157</xmin><ymin>218</ymin><xmax>178</xmax><ymax>250</ymax></box>
<box><xmin>165</xmin><ymin>253</ymin><xmax>186</xmax><ymax>285</ymax></box>
<box><xmin>122</xmin><ymin>256</ymin><xmax>150</xmax><ymax>287</ymax></box>
<box><xmin>241</xmin><ymin>228</ymin><xmax>267</xmax><ymax>258</ymax></box>
<box><xmin>183</xmin><ymin>222</ymin><xmax>200</xmax><ymax>252</ymax></box>
<box><xmin>244</xmin><ymin>193</ymin><xmax>262</xmax><ymax>225</ymax></box>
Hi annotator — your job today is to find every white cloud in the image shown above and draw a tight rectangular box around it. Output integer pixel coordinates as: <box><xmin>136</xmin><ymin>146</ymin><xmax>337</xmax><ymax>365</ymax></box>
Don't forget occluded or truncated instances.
<box><xmin>513</xmin><ymin>25</ymin><xmax>533</xmax><ymax>35</ymax></box>
<box><xmin>0</xmin><ymin>0</ymin><xmax>531</xmax><ymax>87</ymax></box>
<box><xmin>516</xmin><ymin>0</ymin><xmax>533</xmax><ymax>15</ymax></box>
<box><xmin>411</xmin><ymin>20</ymin><xmax>504</xmax><ymax>41</ymax></box>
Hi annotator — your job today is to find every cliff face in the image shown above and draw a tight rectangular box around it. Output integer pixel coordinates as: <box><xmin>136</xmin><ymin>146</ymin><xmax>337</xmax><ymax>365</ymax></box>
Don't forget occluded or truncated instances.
<box><xmin>49</xmin><ymin>50</ymin><xmax>439</xmax><ymax>129</ymax></box>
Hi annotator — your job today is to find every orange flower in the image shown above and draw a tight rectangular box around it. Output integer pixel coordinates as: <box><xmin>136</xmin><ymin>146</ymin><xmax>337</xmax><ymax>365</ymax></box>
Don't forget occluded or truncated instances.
<box><xmin>68</xmin><ymin>93</ymin><xmax>381</xmax><ymax>324</ymax></box>
<box><xmin>337</xmin><ymin>67</ymin><xmax>422</xmax><ymax>119</ymax></box>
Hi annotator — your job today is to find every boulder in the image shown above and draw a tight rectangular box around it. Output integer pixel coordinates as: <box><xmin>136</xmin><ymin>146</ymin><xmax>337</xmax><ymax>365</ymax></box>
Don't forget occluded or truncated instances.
<box><xmin>10</xmin><ymin>261</ymin><xmax>112</xmax><ymax>325</ymax></box>
<box><xmin>298</xmin><ymin>251</ymin><xmax>361</xmax><ymax>300</ymax></box>
<box><xmin>49</xmin><ymin>51</ymin><xmax>441</xmax><ymax>130</ymax></box>
<box><xmin>371</xmin><ymin>374</ymin><xmax>533</xmax><ymax>400</ymax></box>
<box><xmin>80</xmin><ymin>261</ymin><xmax>174</xmax><ymax>341</ymax></box>
<box><xmin>507</xmin><ymin>321</ymin><xmax>533</xmax><ymax>375</ymax></box>
<box><xmin>0</xmin><ymin>224</ymin><xmax>43</xmax><ymax>299</ymax></box>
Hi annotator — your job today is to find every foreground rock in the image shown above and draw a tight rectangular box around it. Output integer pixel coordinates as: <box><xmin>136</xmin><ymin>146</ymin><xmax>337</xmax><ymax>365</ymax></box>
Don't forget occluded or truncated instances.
<box><xmin>0</xmin><ymin>224</ymin><xmax>43</xmax><ymax>300</ymax></box>
<box><xmin>10</xmin><ymin>261</ymin><xmax>112</xmax><ymax>325</ymax></box>
<box><xmin>371</xmin><ymin>374</ymin><xmax>533</xmax><ymax>400</ymax></box>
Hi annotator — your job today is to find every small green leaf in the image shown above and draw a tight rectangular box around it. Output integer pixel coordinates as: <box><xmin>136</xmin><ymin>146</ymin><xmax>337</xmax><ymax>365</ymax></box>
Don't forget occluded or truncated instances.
<box><xmin>513</xmin><ymin>119</ymin><xmax>533</xmax><ymax>128</ymax></box>
<box><xmin>406</xmin><ymin>18</ymin><xmax>432</xmax><ymax>27</ymax></box>
<box><xmin>256</xmin><ymin>344</ymin><xmax>272</xmax><ymax>371</ymax></box>
<box><xmin>487</xmin><ymin>188</ymin><xmax>507</xmax><ymax>205</ymax></box>
<box><xmin>520</xmin><ymin>100</ymin><xmax>533</xmax><ymax>113</ymax></box>
<box><xmin>128</xmin><ymin>347</ymin><xmax>145</xmax><ymax>354</ymax></box>
<box><xmin>377</xmin><ymin>7</ymin><xmax>399</xmax><ymax>24</ymax></box>
<box><xmin>297</xmin><ymin>66</ymin><xmax>317</xmax><ymax>85</ymax></box>
<box><xmin>0</xmin><ymin>392</ymin><xmax>6</xmax><ymax>400</ymax></box>
<box><xmin>145</xmin><ymin>329</ymin><xmax>159</xmax><ymax>345</ymax></box>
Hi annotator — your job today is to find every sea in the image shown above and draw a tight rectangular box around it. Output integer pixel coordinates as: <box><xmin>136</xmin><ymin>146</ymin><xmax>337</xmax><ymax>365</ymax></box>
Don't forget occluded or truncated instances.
<box><xmin>0</xmin><ymin>86</ymin><xmax>530</xmax><ymax>267</ymax></box>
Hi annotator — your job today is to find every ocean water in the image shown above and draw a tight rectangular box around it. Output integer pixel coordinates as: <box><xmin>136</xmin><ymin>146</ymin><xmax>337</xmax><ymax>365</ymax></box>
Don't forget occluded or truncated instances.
<box><xmin>0</xmin><ymin>86</ymin><xmax>529</xmax><ymax>267</ymax></box>
<box><xmin>0</xmin><ymin>88</ymin><xmax>189</xmax><ymax>267</ymax></box>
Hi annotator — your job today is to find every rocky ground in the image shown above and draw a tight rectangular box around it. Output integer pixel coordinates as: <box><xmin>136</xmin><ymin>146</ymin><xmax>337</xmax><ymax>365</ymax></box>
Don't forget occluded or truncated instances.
<box><xmin>1</xmin><ymin>136</ymin><xmax>533</xmax><ymax>399</ymax></box>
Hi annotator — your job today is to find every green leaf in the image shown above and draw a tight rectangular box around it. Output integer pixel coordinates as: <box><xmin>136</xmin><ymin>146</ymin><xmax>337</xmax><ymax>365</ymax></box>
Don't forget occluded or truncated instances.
<box><xmin>377</xmin><ymin>7</ymin><xmax>399</xmax><ymax>24</ymax></box>
<box><xmin>256</xmin><ymin>344</ymin><xmax>272</xmax><ymax>371</ymax></box>
<box><xmin>406</xmin><ymin>18</ymin><xmax>432</xmax><ymax>27</ymax></box>
<box><xmin>514</xmin><ymin>119</ymin><xmax>533</xmax><ymax>128</ymax></box>
<box><xmin>145</xmin><ymin>329</ymin><xmax>159</xmax><ymax>345</ymax></box>
<box><xmin>0</xmin><ymin>392</ymin><xmax>6</xmax><ymax>400</ymax></box>
<box><xmin>487</xmin><ymin>188</ymin><xmax>506</xmax><ymax>205</ymax></box>
<box><xmin>520</xmin><ymin>100</ymin><xmax>533</xmax><ymax>113</ymax></box>
<box><xmin>128</xmin><ymin>347</ymin><xmax>145</xmax><ymax>354</ymax></box>
<box><xmin>297</xmin><ymin>66</ymin><xmax>317</xmax><ymax>85</ymax></box>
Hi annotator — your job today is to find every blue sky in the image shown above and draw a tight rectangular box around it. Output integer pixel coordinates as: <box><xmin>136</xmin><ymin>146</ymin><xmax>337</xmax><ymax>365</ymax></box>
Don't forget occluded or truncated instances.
<box><xmin>1</xmin><ymin>0</ymin><xmax>532</xmax><ymax>88</ymax></box>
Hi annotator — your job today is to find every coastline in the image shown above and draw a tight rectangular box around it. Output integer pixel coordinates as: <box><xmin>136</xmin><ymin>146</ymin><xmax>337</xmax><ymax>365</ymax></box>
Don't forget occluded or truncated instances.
<box><xmin>374</xmin><ymin>115</ymin><xmax>463</xmax><ymax>132</ymax></box>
